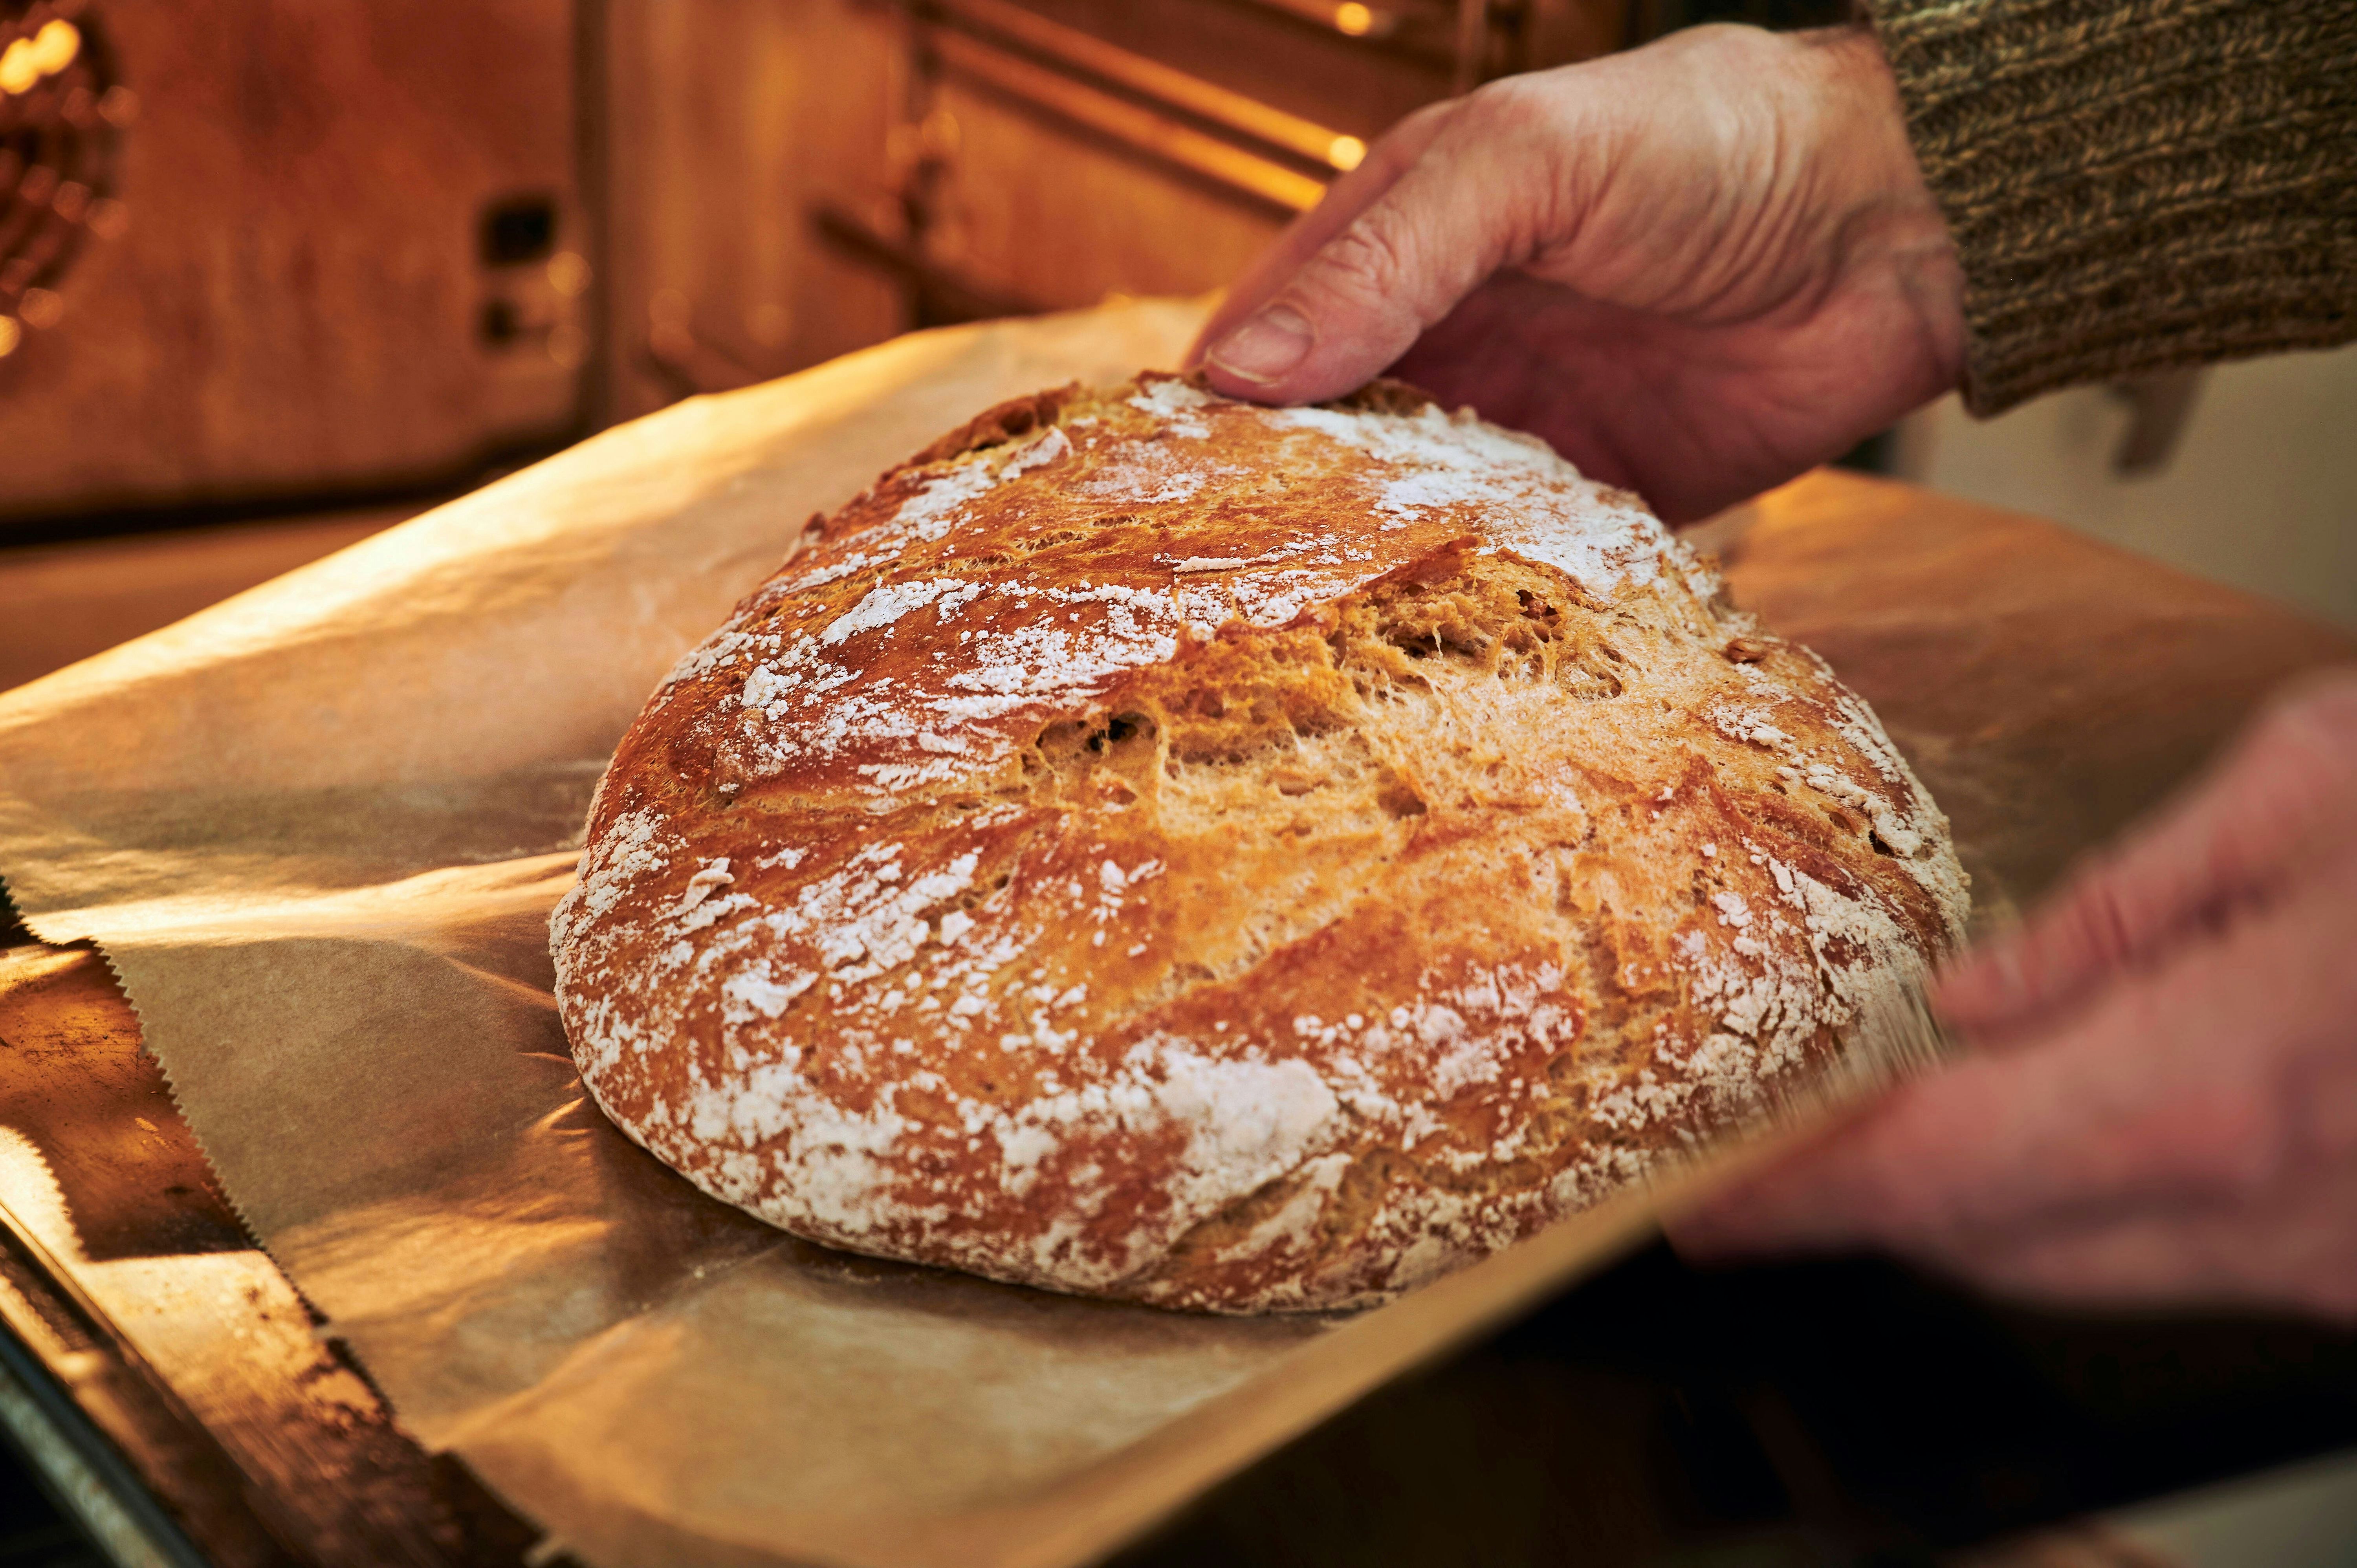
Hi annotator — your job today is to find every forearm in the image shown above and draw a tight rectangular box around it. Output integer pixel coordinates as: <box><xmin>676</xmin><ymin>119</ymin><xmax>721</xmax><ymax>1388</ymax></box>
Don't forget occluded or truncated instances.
<box><xmin>1868</xmin><ymin>0</ymin><xmax>2357</xmax><ymax>415</ymax></box>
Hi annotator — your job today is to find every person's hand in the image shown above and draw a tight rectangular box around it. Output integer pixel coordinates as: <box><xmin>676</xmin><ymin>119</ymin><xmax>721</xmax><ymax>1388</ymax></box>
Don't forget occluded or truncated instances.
<box><xmin>1670</xmin><ymin>671</ymin><xmax>2357</xmax><ymax>1321</ymax></box>
<box><xmin>1190</xmin><ymin>24</ymin><xmax>1965</xmax><ymax>523</ymax></box>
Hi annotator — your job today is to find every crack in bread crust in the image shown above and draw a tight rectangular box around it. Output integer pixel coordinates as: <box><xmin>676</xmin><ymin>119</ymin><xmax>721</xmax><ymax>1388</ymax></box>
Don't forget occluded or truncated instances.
<box><xmin>551</xmin><ymin>374</ymin><xmax>1969</xmax><ymax>1313</ymax></box>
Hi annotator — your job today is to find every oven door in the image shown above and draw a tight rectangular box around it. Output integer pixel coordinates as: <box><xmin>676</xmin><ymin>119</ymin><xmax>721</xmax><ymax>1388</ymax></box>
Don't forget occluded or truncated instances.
<box><xmin>0</xmin><ymin>0</ymin><xmax>586</xmax><ymax>533</ymax></box>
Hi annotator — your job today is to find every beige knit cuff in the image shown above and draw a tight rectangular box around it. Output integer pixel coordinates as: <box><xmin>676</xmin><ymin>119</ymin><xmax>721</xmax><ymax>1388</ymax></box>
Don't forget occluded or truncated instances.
<box><xmin>1868</xmin><ymin>0</ymin><xmax>2357</xmax><ymax>416</ymax></box>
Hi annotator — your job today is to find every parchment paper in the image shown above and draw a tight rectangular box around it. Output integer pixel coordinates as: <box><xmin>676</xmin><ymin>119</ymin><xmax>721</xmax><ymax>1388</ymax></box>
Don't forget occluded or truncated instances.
<box><xmin>12</xmin><ymin>299</ymin><xmax>2329</xmax><ymax>1568</ymax></box>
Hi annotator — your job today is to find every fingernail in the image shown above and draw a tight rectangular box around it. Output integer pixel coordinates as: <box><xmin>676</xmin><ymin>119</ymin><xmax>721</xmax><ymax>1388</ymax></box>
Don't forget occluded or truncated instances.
<box><xmin>1206</xmin><ymin>304</ymin><xmax>1313</xmax><ymax>385</ymax></box>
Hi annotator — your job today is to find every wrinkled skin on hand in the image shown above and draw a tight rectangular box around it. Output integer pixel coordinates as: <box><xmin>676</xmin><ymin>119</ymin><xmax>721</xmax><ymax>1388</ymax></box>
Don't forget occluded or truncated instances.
<box><xmin>1191</xmin><ymin>24</ymin><xmax>1967</xmax><ymax>522</ymax></box>
<box><xmin>1672</xmin><ymin>672</ymin><xmax>2357</xmax><ymax>1322</ymax></box>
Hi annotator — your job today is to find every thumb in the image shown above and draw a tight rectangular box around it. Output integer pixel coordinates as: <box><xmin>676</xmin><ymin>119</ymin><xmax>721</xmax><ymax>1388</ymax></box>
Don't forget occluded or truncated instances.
<box><xmin>1200</xmin><ymin>86</ymin><xmax>1565</xmax><ymax>405</ymax></box>
<box><xmin>1938</xmin><ymin>668</ymin><xmax>2357</xmax><ymax>1035</ymax></box>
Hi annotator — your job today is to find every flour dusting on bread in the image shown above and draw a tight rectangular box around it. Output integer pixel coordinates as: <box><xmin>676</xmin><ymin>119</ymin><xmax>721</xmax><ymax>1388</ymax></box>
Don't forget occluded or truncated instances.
<box><xmin>552</xmin><ymin>374</ymin><xmax>1967</xmax><ymax>1312</ymax></box>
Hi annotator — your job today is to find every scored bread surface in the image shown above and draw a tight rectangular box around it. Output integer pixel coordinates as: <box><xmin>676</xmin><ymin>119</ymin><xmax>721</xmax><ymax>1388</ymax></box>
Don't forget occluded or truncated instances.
<box><xmin>550</xmin><ymin>375</ymin><xmax>1968</xmax><ymax>1313</ymax></box>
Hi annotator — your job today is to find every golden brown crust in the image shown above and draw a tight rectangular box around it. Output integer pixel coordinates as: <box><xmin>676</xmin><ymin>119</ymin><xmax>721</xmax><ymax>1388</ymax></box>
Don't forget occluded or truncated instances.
<box><xmin>551</xmin><ymin>375</ymin><xmax>1969</xmax><ymax>1313</ymax></box>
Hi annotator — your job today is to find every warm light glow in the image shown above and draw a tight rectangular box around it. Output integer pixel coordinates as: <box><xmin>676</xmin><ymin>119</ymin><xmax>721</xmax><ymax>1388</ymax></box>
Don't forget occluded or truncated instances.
<box><xmin>1333</xmin><ymin>2</ymin><xmax>1374</xmax><ymax>35</ymax></box>
<box><xmin>1328</xmin><ymin>134</ymin><xmax>1367</xmax><ymax>172</ymax></box>
<box><xmin>29</xmin><ymin>19</ymin><xmax>79</xmax><ymax>75</ymax></box>
<box><xmin>0</xmin><ymin>20</ymin><xmax>81</xmax><ymax>94</ymax></box>
<box><xmin>919</xmin><ymin>107</ymin><xmax>962</xmax><ymax>159</ymax></box>
<box><xmin>0</xmin><ymin>42</ymin><xmax>38</xmax><ymax>94</ymax></box>
<box><xmin>546</xmin><ymin>251</ymin><xmax>592</xmax><ymax>297</ymax></box>
<box><xmin>0</xmin><ymin>318</ymin><xmax>19</xmax><ymax>358</ymax></box>
<box><xmin>18</xmin><ymin>288</ymin><xmax>63</xmax><ymax>330</ymax></box>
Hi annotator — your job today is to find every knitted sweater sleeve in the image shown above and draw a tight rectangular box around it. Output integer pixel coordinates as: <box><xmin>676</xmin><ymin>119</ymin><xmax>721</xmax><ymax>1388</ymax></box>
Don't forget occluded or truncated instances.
<box><xmin>1866</xmin><ymin>0</ymin><xmax>2357</xmax><ymax>416</ymax></box>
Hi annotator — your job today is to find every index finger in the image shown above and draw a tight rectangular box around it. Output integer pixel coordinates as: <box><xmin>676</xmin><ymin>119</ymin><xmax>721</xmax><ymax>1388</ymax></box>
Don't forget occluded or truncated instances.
<box><xmin>1186</xmin><ymin>98</ymin><xmax>1464</xmax><ymax>368</ymax></box>
<box><xmin>1937</xmin><ymin>670</ymin><xmax>2357</xmax><ymax>1037</ymax></box>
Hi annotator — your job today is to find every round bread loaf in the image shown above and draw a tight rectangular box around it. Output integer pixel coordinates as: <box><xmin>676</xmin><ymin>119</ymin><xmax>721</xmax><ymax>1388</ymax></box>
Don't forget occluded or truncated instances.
<box><xmin>551</xmin><ymin>374</ymin><xmax>1968</xmax><ymax>1313</ymax></box>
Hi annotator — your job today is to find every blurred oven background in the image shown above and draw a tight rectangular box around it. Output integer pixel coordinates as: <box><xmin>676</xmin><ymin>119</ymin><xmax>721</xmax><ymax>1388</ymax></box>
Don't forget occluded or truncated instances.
<box><xmin>0</xmin><ymin>0</ymin><xmax>1718</xmax><ymax>691</ymax></box>
<box><xmin>0</xmin><ymin>0</ymin><xmax>2342</xmax><ymax>643</ymax></box>
<box><xmin>0</xmin><ymin>0</ymin><xmax>590</xmax><ymax>528</ymax></box>
<box><xmin>0</xmin><ymin>0</ymin><xmax>1643</xmax><ymax>543</ymax></box>
<box><xmin>592</xmin><ymin>0</ymin><xmax>1631</xmax><ymax>421</ymax></box>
